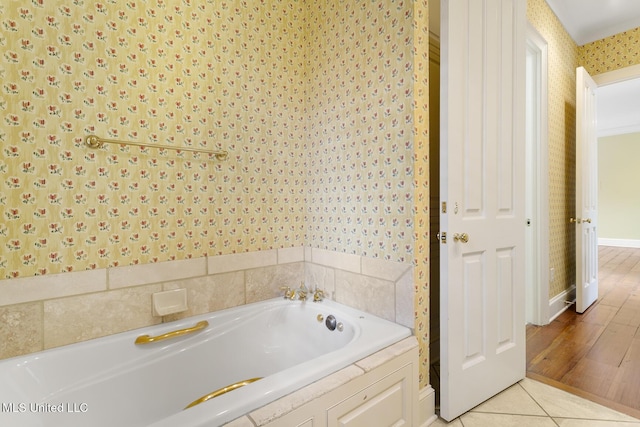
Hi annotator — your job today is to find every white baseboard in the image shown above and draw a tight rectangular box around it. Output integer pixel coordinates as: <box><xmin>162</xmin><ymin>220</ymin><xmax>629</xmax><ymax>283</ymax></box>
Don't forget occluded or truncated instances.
<box><xmin>419</xmin><ymin>385</ymin><xmax>438</xmax><ymax>427</ymax></box>
<box><xmin>549</xmin><ymin>285</ymin><xmax>576</xmax><ymax>322</ymax></box>
<box><xmin>599</xmin><ymin>238</ymin><xmax>640</xmax><ymax>249</ymax></box>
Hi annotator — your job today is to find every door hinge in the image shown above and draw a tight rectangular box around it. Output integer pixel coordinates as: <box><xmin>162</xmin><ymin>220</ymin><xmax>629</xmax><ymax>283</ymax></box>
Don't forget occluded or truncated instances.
<box><xmin>442</xmin><ymin>201</ymin><xmax>447</xmax><ymax>213</ymax></box>
<box><xmin>440</xmin><ymin>231</ymin><xmax>447</xmax><ymax>244</ymax></box>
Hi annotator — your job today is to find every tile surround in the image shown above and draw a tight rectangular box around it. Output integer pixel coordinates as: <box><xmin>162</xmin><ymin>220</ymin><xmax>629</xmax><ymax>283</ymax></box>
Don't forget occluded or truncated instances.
<box><xmin>108</xmin><ymin>257</ymin><xmax>207</xmax><ymax>289</ymax></box>
<box><xmin>0</xmin><ymin>269</ymin><xmax>106</xmax><ymax>307</ymax></box>
<box><xmin>0</xmin><ymin>246</ymin><xmax>414</xmax><ymax>359</ymax></box>
<box><xmin>162</xmin><ymin>271</ymin><xmax>245</xmax><ymax>322</ymax></box>
<box><xmin>0</xmin><ymin>302</ymin><xmax>43</xmax><ymax>359</ymax></box>
<box><xmin>43</xmin><ymin>284</ymin><xmax>162</xmax><ymax>348</ymax></box>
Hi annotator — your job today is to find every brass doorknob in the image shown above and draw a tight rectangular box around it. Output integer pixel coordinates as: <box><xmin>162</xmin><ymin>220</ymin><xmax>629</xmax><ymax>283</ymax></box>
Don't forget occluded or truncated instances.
<box><xmin>453</xmin><ymin>233</ymin><xmax>469</xmax><ymax>243</ymax></box>
<box><xmin>570</xmin><ymin>217</ymin><xmax>581</xmax><ymax>224</ymax></box>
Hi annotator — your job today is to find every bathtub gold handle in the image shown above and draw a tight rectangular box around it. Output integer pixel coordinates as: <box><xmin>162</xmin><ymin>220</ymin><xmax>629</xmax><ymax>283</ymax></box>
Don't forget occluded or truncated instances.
<box><xmin>134</xmin><ymin>320</ymin><xmax>209</xmax><ymax>345</ymax></box>
<box><xmin>184</xmin><ymin>377</ymin><xmax>263</xmax><ymax>410</ymax></box>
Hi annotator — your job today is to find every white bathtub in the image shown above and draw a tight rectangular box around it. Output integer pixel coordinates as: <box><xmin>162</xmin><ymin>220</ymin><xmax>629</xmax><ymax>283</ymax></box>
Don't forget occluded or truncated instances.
<box><xmin>0</xmin><ymin>298</ymin><xmax>411</xmax><ymax>427</ymax></box>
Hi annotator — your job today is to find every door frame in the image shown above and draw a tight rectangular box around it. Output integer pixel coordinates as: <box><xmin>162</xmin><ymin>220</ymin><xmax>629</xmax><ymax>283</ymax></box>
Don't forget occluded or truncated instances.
<box><xmin>525</xmin><ymin>23</ymin><xmax>550</xmax><ymax>326</ymax></box>
<box><xmin>591</xmin><ymin>64</ymin><xmax>640</xmax><ymax>249</ymax></box>
<box><xmin>592</xmin><ymin>63</ymin><xmax>640</xmax><ymax>87</ymax></box>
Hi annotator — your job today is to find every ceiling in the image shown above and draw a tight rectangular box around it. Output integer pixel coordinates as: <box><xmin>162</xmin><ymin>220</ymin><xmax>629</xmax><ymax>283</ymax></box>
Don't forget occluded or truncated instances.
<box><xmin>545</xmin><ymin>0</ymin><xmax>640</xmax><ymax>46</ymax></box>
<box><xmin>544</xmin><ymin>0</ymin><xmax>640</xmax><ymax>137</ymax></box>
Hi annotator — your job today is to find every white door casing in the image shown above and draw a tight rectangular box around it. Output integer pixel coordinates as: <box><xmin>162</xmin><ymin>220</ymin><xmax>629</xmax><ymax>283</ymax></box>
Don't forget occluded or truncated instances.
<box><xmin>575</xmin><ymin>66</ymin><xmax>599</xmax><ymax>313</ymax></box>
<box><xmin>440</xmin><ymin>0</ymin><xmax>526</xmax><ymax>421</ymax></box>
<box><xmin>525</xmin><ymin>23</ymin><xmax>550</xmax><ymax>326</ymax></box>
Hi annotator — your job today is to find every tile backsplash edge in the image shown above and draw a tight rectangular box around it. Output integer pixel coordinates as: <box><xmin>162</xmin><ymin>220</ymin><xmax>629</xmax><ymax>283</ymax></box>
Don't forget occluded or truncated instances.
<box><xmin>0</xmin><ymin>247</ymin><xmax>414</xmax><ymax>359</ymax></box>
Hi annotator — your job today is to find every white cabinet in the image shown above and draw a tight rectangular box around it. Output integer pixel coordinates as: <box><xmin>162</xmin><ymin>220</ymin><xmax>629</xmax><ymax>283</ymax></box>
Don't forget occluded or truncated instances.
<box><xmin>260</xmin><ymin>343</ymin><xmax>418</xmax><ymax>427</ymax></box>
<box><xmin>327</xmin><ymin>364</ymin><xmax>413</xmax><ymax>427</ymax></box>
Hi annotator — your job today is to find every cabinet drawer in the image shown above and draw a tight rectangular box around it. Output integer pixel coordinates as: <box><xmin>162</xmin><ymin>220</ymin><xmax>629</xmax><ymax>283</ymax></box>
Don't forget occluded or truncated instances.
<box><xmin>327</xmin><ymin>364</ymin><xmax>413</xmax><ymax>427</ymax></box>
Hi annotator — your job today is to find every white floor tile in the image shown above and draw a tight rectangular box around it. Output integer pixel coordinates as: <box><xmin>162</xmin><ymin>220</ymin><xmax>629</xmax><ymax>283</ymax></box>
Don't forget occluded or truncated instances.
<box><xmin>429</xmin><ymin>417</ymin><xmax>464</xmax><ymax>426</ymax></box>
<box><xmin>554</xmin><ymin>419</ymin><xmax>640</xmax><ymax>427</ymax></box>
<box><xmin>460</xmin><ymin>412</ymin><xmax>558</xmax><ymax>427</ymax></box>
<box><xmin>430</xmin><ymin>379</ymin><xmax>640</xmax><ymax>427</ymax></box>
<box><xmin>519</xmin><ymin>378</ymin><xmax>638</xmax><ymax>422</ymax></box>
<box><xmin>470</xmin><ymin>383</ymin><xmax>547</xmax><ymax>416</ymax></box>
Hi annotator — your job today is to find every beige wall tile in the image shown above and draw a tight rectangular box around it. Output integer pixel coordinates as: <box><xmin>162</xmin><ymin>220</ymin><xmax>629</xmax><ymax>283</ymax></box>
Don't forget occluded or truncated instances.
<box><xmin>361</xmin><ymin>257</ymin><xmax>412</xmax><ymax>282</ymax></box>
<box><xmin>0</xmin><ymin>302</ymin><xmax>43</xmax><ymax>360</ymax></box>
<box><xmin>43</xmin><ymin>285</ymin><xmax>162</xmax><ymax>349</ymax></box>
<box><xmin>310</xmin><ymin>248</ymin><xmax>361</xmax><ymax>273</ymax></box>
<box><xmin>0</xmin><ymin>270</ymin><xmax>107</xmax><ymax>307</ymax></box>
<box><xmin>162</xmin><ymin>271</ymin><xmax>245</xmax><ymax>321</ymax></box>
<box><xmin>277</xmin><ymin>246</ymin><xmax>305</xmax><ymax>264</ymax></box>
<box><xmin>208</xmin><ymin>250</ymin><xmax>278</xmax><ymax>275</ymax></box>
<box><xmin>395</xmin><ymin>267</ymin><xmax>415</xmax><ymax>328</ymax></box>
<box><xmin>245</xmin><ymin>263</ymin><xmax>304</xmax><ymax>303</ymax></box>
<box><xmin>108</xmin><ymin>258</ymin><xmax>207</xmax><ymax>289</ymax></box>
<box><xmin>305</xmin><ymin>262</ymin><xmax>336</xmax><ymax>299</ymax></box>
<box><xmin>334</xmin><ymin>270</ymin><xmax>395</xmax><ymax>322</ymax></box>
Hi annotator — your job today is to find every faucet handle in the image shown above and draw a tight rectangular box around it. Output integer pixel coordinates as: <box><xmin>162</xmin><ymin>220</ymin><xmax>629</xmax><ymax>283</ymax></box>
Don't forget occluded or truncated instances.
<box><xmin>280</xmin><ymin>286</ymin><xmax>296</xmax><ymax>300</ymax></box>
<box><xmin>312</xmin><ymin>287</ymin><xmax>324</xmax><ymax>302</ymax></box>
<box><xmin>297</xmin><ymin>282</ymin><xmax>308</xmax><ymax>301</ymax></box>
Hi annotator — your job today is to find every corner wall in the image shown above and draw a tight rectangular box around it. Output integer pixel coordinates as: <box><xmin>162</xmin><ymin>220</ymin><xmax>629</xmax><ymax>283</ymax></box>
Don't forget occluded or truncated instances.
<box><xmin>527</xmin><ymin>0</ymin><xmax>579</xmax><ymax>299</ymax></box>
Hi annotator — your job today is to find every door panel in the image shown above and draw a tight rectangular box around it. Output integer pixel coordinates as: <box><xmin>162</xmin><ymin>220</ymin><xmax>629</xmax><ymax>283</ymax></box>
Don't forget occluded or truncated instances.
<box><xmin>440</xmin><ymin>0</ymin><xmax>526</xmax><ymax>420</ymax></box>
<box><xmin>575</xmin><ymin>66</ymin><xmax>599</xmax><ymax>313</ymax></box>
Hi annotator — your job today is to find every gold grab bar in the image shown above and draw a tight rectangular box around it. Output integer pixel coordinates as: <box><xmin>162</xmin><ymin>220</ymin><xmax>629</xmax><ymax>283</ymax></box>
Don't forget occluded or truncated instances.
<box><xmin>86</xmin><ymin>135</ymin><xmax>228</xmax><ymax>161</ymax></box>
<box><xmin>184</xmin><ymin>377</ymin><xmax>263</xmax><ymax>410</ymax></box>
<box><xmin>134</xmin><ymin>320</ymin><xmax>209</xmax><ymax>345</ymax></box>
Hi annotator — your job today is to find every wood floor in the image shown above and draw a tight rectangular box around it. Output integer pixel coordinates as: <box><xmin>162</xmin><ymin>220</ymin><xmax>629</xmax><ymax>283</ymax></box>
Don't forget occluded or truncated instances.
<box><xmin>527</xmin><ymin>246</ymin><xmax>640</xmax><ymax>419</ymax></box>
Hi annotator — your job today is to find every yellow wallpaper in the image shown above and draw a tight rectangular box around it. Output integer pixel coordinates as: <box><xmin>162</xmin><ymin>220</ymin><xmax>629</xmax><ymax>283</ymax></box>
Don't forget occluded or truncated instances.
<box><xmin>527</xmin><ymin>0</ymin><xmax>578</xmax><ymax>298</ymax></box>
<box><xmin>0</xmin><ymin>0</ymin><xmax>307</xmax><ymax>277</ymax></box>
<box><xmin>413</xmin><ymin>0</ymin><xmax>431</xmax><ymax>390</ymax></box>
<box><xmin>304</xmin><ymin>0</ymin><xmax>429</xmax><ymax>389</ymax></box>
<box><xmin>0</xmin><ymin>1</ymin><xmax>421</xmax><ymax>279</ymax></box>
<box><xmin>1</xmin><ymin>0</ymin><xmax>431</xmax><ymax>388</ymax></box>
<box><xmin>579</xmin><ymin>27</ymin><xmax>640</xmax><ymax>75</ymax></box>
<box><xmin>305</xmin><ymin>2</ymin><xmax>415</xmax><ymax>264</ymax></box>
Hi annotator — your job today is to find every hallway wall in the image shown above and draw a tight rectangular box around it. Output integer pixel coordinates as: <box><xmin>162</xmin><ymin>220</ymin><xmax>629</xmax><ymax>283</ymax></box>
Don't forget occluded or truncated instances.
<box><xmin>527</xmin><ymin>0</ymin><xmax>579</xmax><ymax>299</ymax></box>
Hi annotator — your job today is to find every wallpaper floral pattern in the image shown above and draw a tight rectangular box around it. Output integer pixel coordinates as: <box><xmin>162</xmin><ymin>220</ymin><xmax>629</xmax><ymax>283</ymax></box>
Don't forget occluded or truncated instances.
<box><xmin>1</xmin><ymin>0</ymin><xmax>431</xmax><ymax>387</ymax></box>
<box><xmin>1</xmin><ymin>0</ymin><xmax>309</xmax><ymax>277</ymax></box>
<box><xmin>0</xmin><ymin>0</ymin><xmax>411</xmax><ymax>278</ymax></box>
<box><xmin>579</xmin><ymin>27</ymin><xmax>640</xmax><ymax>75</ymax></box>
<box><xmin>305</xmin><ymin>1</ymin><xmax>415</xmax><ymax>264</ymax></box>
<box><xmin>527</xmin><ymin>0</ymin><xmax>579</xmax><ymax>298</ymax></box>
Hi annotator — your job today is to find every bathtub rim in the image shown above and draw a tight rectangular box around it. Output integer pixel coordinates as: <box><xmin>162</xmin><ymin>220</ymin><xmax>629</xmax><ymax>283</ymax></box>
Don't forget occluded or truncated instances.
<box><xmin>0</xmin><ymin>297</ymin><xmax>412</xmax><ymax>427</ymax></box>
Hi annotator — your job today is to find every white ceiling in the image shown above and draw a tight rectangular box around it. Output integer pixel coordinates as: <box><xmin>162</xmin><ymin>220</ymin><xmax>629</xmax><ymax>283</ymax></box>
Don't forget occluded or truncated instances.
<box><xmin>545</xmin><ymin>0</ymin><xmax>640</xmax><ymax>46</ymax></box>
<box><xmin>544</xmin><ymin>0</ymin><xmax>640</xmax><ymax>137</ymax></box>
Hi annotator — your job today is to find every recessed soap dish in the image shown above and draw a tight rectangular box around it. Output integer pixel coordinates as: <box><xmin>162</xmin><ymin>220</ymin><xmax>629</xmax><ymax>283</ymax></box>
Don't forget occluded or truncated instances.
<box><xmin>152</xmin><ymin>289</ymin><xmax>188</xmax><ymax>316</ymax></box>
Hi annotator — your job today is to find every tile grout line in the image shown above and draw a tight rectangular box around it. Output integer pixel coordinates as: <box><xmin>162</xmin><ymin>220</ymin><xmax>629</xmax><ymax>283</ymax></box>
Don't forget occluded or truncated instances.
<box><xmin>515</xmin><ymin>381</ymin><xmax>560</xmax><ymax>424</ymax></box>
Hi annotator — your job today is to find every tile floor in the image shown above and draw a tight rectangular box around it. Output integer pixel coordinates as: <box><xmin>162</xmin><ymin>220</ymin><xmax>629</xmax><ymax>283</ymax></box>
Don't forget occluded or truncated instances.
<box><xmin>431</xmin><ymin>377</ymin><xmax>640</xmax><ymax>426</ymax></box>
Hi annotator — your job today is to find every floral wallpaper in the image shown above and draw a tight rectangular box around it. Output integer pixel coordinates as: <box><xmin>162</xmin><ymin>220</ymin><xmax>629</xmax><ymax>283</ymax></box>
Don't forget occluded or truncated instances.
<box><xmin>1</xmin><ymin>0</ymin><xmax>310</xmax><ymax>277</ymax></box>
<box><xmin>304</xmin><ymin>1</ymin><xmax>427</xmax><ymax>385</ymax></box>
<box><xmin>579</xmin><ymin>27</ymin><xmax>640</xmax><ymax>75</ymax></box>
<box><xmin>527</xmin><ymin>0</ymin><xmax>579</xmax><ymax>298</ymax></box>
<box><xmin>305</xmin><ymin>1</ymin><xmax>415</xmax><ymax>264</ymax></box>
<box><xmin>1</xmin><ymin>0</ymin><xmax>431</xmax><ymax>387</ymax></box>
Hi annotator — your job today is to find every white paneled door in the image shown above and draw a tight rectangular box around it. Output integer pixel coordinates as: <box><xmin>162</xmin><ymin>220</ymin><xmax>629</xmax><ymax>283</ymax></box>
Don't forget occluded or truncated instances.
<box><xmin>440</xmin><ymin>0</ymin><xmax>526</xmax><ymax>420</ymax></box>
<box><xmin>575</xmin><ymin>66</ymin><xmax>599</xmax><ymax>313</ymax></box>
